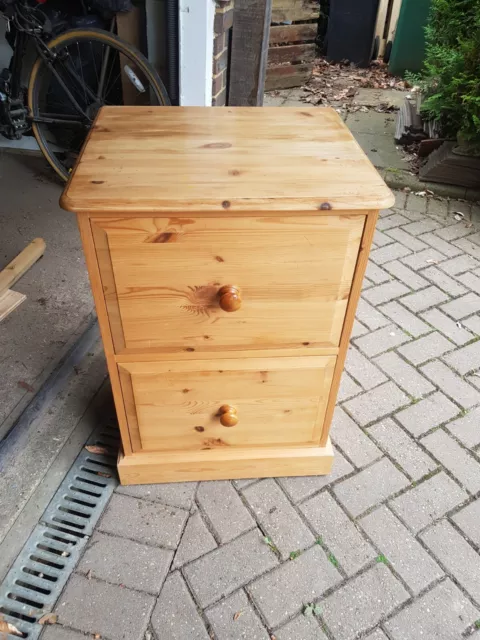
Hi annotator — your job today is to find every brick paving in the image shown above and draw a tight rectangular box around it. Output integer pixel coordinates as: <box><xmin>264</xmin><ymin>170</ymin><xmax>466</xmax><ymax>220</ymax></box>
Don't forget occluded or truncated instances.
<box><xmin>44</xmin><ymin>193</ymin><xmax>480</xmax><ymax>640</ymax></box>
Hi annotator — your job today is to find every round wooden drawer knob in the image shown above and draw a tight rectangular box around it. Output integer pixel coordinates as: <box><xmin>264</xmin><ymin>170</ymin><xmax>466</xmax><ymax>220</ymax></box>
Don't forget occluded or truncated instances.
<box><xmin>218</xmin><ymin>285</ymin><xmax>242</xmax><ymax>312</ymax></box>
<box><xmin>219</xmin><ymin>404</ymin><xmax>238</xmax><ymax>427</ymax></box>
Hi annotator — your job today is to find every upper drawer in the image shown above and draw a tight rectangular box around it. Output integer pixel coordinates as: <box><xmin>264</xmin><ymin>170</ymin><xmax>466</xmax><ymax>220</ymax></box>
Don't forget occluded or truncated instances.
<box><xmin>92</xmin><ymin>215</ymin><xmax>364</xmax><ymax>353</ymax></box>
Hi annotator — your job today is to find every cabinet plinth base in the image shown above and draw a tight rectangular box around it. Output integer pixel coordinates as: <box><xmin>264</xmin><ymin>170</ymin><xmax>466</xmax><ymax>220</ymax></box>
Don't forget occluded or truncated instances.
<box><xmin>118</xmin><ymin>440</ymin><xmax>334</xmax><ymax>485</ymax></box>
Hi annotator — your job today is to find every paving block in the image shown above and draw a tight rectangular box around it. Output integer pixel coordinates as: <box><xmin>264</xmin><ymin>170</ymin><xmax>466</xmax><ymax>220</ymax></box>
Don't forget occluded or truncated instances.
<box><xmin>384</xmin><ymin>579</ymin><xmax>479</xmax><ymax>640</ymax></box>
<box><xmin>373</xmin><ymin>229</ymin><xmax>395</xmax><ymax>247</ymax></box>
<box><xmin>365</xmin><ymin>631</ymin><xmax>389</xmax><ymax>640</ymax></box>
<box><xmin>56</xmin><ymin>574</ymin><xmax>154</xmax><ymax>640</ymax></box>
<box><xmin>435</xmin><ymin>222</ymin><xmax>474</xmax><ymax>241</ymax></box>
<box><xmin>421</xmin><ymin>520</ymin><xmax>480</xmax><ymax>604</ymax></box>
<box><xmin>438</xmin><ymin>255</ymin><xmax>480</xmax><ymax>277</ymax></box>
<box><xmin>379</xmin><ymin>301</ymin><xmax>431</xmax><ymax>337</ymax></box>
<box><xmin>354</xmin><ymin>324</ymin><xmax>411</xmax><ymax>358</ymax></box>
<box><xmin>400</xmin><ymin>286</ymin><xmax>450</xmax><ymax>313</ymax></box>
<box><xmin>452</xmin><ymin>498</ymin><xmax>480</xmax><ymax>546</ymax></box>
<box><xmin>151</xmin><ymin>572</ymin><xmax>210</xmax><ymax>640</ymax></box>
<box><xmin>395</xmin><ymin>392</ymin><xmax>459</xmax><ymax>437</ymax></box>
<box><xmin>343</xmin><ymin>382</ymin><xmax>409</xmax><ymax>426</ymax></box>
<box><xmin>397</xmin><ymin>332</ymin><xmax>454</xmax><ymax>366</ymax></box>
<box><xmin>275</xmin><ymin>614</ymin><xmax>327</xmax><ymax>640</ymax></box>
<box><xmin>421</xmin><ymin>266</ymin><xmax>467</xmax><ymax>296</ymax></box>
<box><xmin>362</xmin><ymin>281</ymin><xmax>411</xmax><ymax>307</ymax></box>
<box><xmin>42</xmin><ymin>627</ymin><xmax>94</xmax><ymax>640</ymax></box>
<box><xmin>277</xmin><ymin>449</ymin><xmax>353</xmax><ymax>503</ymax></box>
<box><xmin>443</xmin><ymin>340</ymin><xmax>480</xmax><ymax>375</ymax></box>
<box><xmin>427</xmin><ymin>197</ymin><xmax>449</xmax><ymax>218</ymax></box>
<box><xmin>367</xmin><ymin>419</ymin><xmax>437</xmax><ymax>480</ymax></box>
<box><xmin>421</xmin><ymin>308</ymin><xmax>472</xmax><ymax>345</ymax></box>
<box><xmin>196</xmin><ymin>481</ymin><xmax>255</xmax><ymax>543</ymax></box>
<box><xmin>337</xmin><ymin>372</ymin><xmax>362</xmax><ymax>401</ymax></box>
<box><xmin>454</xmin><ymin>236</ymin><xmax>480</xmax><ymax>259</ymax></box>
<box><xmin>330</xmin><ymin>407</ymin><xmax>382</xmax><ymax>468</ymax></box>
<box><xmin>383</xmin><ymin>260</ymin><xmax>429</xmax><ymax>289</ymax></box>
<box><xmin>400</xmin><ymin>208</ymin><xmax>424</xmax><ymax>222</ymax></box>
<box><xmin>370</xmin><ymin>243</ymin><xmax>412</xmax><ymax>265</ymax></box>
<box><xmin>376</xmin><ymin>213</ymin><xmax>410</xmax><ymax>231</ymax></box>
<box><xmin>334</xmin><ymin>457</ymin><xmax>409</xmax><ymax>518</ymax></box>
<box><xmin>404</xmin><ymin>195</ymin><xmax>428</xmax><ymax>215</ymax></box>
<box><xmin>116</xmin><ymin>481</ymin><xmax>197</xmax><ymax>510</ymax></box>
<box><xmin>390</xmin><ymin>472</ymin><xmax>468</xmax><ymax>533</ymax></box>
<box><xmin>458</xmin><ymin>271</ymin><xmax>480</xmax><ymax>295</ymax></box>
<box><xmin>421</xmin><ymin>360</ymin><xmax>480</xmax><ymax>409</ymax></box>
<box><xmin>464</xmin><ymin>314</ymin><xmax>480</xmax><ymax>334</ymax></box>
<box><xmin>366</xmin><ymin>261</ymin><xmax>391</xmax><ymax>284</ymax></box>
<box><xmin>441</xmin><ymin>292</ymin><xmax>480</xmax><ymax>320</ymax></box>
<box><xmin>173</xmin><ymin>511</ymin><xmax>217</xmax><ymax>568</ymax></box>
<box><xmin>184</xmin><ymin>529</ymin><xmax>278</xmax><ymax>608</ymax></box>
<box><xmin>446</xmin><ymin>407</ymin><xmax>480</xmax><ymax>448</ymax></box>
<box><xmin>394</xmin><ymin>191</ymin><xmax>407</xmax><ymax>209</ymax></box>
<box><xmin>360</xmin><ymin>506</ymin><xmax>443</xmax><ymax>594</ymax></box>
<box><xmin>321</xmin><ymin>564</ymin><xmax>409</xmax><ymax>640</ymax></box>
<box><xmin>403</xmin><ymin>218</ymin><xmax>441</xmax><ymax>235</ymax></box>
<box><xmin>400</xmin><ymin>248</ymin><xmax>446</xmax><ymax>270</ymax></box>
<box><xmin>233</xmin><ymin>478</ymin><xmax>259</xmax><ymax>490</ymax></box>
<box><xmin>419</xmin><ymin>232</ymin><xmax>463</xmax><ymax>257</ymax></box>
<box><xmin>98</xmin><ymin>493</ymin><xmax>188</xmax><ymax>549</ymax></box>
<box><xmin>77</xmin><ymin>531</ymin><xmax>173</xmax><ymax>594</ymax></box>
<box><xmin>248</xmin><ymin>544</ymin><xmax>341</xmax><ymax>628</ymax></box>
<box><xmin>351</xmin><ymin>318</ymin><xmax>369</xmax><ymax>338</ymax></box>
<box><xmin>205</xmin><ymin>589</ymin><xmax>269</xmax><ymax>640</ymax></box>
<box><xmin>242</xmin><ymin>478</ymin><xmax>315</xmax><ymax>560</ymax></box>
<box><xmin>421</xmin><ymin>429</ymin><xmax>480</xmax><ymax>494</ymax></box>
<box><xmin>300</xmin><ymin>491</ymin><xmax>376</xmax><ymax>575</ymax></box>
<box><xmin>344</xmin><ymin>345</ymin><xmax>388</xmax><ymax>390</ymax></box>
<box><xmin>374</xmin><ymin>351</ymin><xmax>435</xmax><ymax>398</ymax></box>
<box><xmin>355</xmin><ymin>299</ymin><xmax>390</xmax><ymax>331</ymax></box>
<box><xmin>384</xmin><ymin>228</ymin><xmax>429</xmax><ymax>253</ymax></box>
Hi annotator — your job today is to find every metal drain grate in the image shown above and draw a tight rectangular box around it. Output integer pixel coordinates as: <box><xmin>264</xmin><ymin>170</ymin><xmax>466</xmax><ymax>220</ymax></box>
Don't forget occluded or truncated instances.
<box><xmin>0</xmin><ymin>423</ymin><xmax>119</xmax><ymax>639</ymax></box>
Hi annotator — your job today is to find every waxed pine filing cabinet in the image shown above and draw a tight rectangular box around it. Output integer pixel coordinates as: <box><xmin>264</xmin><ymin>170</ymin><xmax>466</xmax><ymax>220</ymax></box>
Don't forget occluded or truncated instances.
<box><xmin>61</xmin><ymin>106</ymin><xmax>394</xmax><ymax>484</ymax></box>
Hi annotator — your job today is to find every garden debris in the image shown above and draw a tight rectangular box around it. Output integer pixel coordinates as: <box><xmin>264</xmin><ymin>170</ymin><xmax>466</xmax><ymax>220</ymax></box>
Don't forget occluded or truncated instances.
<box><xmin>233</xmin><ymin>610</ymin><xmax>244</xmax><ymax>621</ymax></box>
<box><xmin>85</xmin><ymin>445</ymin><xmax>113</xmax><ymax>456</ymax></box>
<box><xmin>38</xmin><ymin>613</ymin><xmax>58</xmax><ymax>625</ymax></box>
<box><xmin>300</xmin><ymin>57</ymin><xmax>407</xmax><ymax>115</ymax></box>
<box><xmin>0</xmin><ymin>615</ymin><xmax>22</xmax><ymax>636</ymax></box>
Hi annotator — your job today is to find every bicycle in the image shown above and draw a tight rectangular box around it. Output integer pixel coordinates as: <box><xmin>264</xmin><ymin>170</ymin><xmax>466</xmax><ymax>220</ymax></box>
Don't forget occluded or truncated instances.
<box><xmin>0</xmin><ymin>0</ymin><xmax>170</xmax><ymax>181</ymax></box>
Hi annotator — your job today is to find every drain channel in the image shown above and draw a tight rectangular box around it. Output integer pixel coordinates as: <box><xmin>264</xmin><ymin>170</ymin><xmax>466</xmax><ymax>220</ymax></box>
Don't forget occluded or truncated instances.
<box><xmin>0</xmin><ymin>423</ymin><xmax>119</xmax><ymax>639</ymax></box>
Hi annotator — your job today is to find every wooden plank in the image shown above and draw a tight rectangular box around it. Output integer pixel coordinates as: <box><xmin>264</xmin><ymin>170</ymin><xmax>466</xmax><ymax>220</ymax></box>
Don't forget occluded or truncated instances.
<box><xmin>374</xmin><ymin>0</ymin><xmax>389</xmax><ymax>55</ymax></box>
<box><xmin>271</xmin><ymin>0</ymin><xmax>320</xmax><ymax>23</ymax></box>
<box><xmin>265</xmin><ymin>62</ymin><xmax>313</xmax><ymax>90</ymax></box>
<box><xmin>229</xmin><ymin>0</ymin><xmax>272</xmax><ymax>106</ymax></box>
<box><xmin>0</xmin><ymin>238</ymin><xmax>45</xmax><ymax>296</ymax></box>
<box><xmin>269</xmin><ymin>23</ymin><xmax>317</xmax><ymax>45</ymax></box>
<box><xmin>268</xmin><ymin>43</ymin><xmax>316</xmax><ymax>65</ymax></box>
<box><xmin>118</xmin><ymin>439</ymin><xmax>334</xmax><ymax>484</ymax></box>
<box><xmin>388</xmin><ymin>0</ymin><xmax>403</xmax><ymax>42</ymax></box>
<box><xmin>0</xmin><ymin>289</ymin><xmax>26</xmax><ymax>322</ymax></box>
<box><xmin>419</xmin><ymin>142</ymin><xmax>480</xmax><ymax>188</ymax></box>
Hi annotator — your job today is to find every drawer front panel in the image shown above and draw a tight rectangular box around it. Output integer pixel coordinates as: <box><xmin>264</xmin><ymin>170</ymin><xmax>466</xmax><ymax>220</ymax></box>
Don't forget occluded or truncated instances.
<box><xmin>92</xmin><ymin>215</ymin><xmax>364</xmax><ymax>353</ymax></box>
<box><xmin>118</xmin><ymin>356</ymin><xmax>336</xmax><ymax>452</ymax></box>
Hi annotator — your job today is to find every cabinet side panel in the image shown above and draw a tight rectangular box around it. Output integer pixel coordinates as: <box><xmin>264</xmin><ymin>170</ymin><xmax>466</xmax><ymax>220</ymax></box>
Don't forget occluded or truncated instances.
<box><xmin>76</xmin><ymin>214</ymin><xmax>133</xmax><ymax>455</ymax></box>
<box><xmin>320</xmin><ymin>210</ymin><xmax>378</xmax><ymax>446</ymax></box>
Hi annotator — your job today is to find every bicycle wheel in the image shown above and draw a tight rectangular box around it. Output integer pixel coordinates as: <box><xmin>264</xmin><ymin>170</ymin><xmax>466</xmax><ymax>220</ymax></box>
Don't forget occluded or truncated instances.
<box><xmin>28</xmin><ymin>28</ymin><xmax>170</xmax><ymax>181</ymax></box>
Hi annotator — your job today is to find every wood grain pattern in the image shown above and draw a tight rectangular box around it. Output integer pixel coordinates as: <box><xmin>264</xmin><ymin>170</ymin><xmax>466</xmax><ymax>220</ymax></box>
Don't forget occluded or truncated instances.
<box><xmin>271</xmin><ymin>0</ymin><xmax>320</xmax><ymax>23</ymax></box>
<box><xmin>0</xmin><ymin>238</ymin><xmax>45</xmax><ymax>296</ymax></box>
<box><xmin>118</xmin><ymin>438</ymin><xmax>334</xmax><ymax>484</ymax></box>
<box><xmin>92</xmin><ymin>215</ymin><xmax>364</xmax><ymax>353</ymax></box>
<box><xmin>0</xmin><ymin>289</ymin><xmax>26</xmax><ymax>322</ymax></box>
<box><xmin>268</xmin><ymin>43</ymin><xmax>316</xmax><ymax>66</ymax></box>
<box><xmin>320</xmin><ymin>211</ymin><xmax>376</xmax><ymax>446</ymax></box>
<box><xmin>118</xmin><ymin>356</ymin><xmax>335</xmax><ymax>452</ymax></box>
<box><xmin>269</xmin><ymin>23</ymin><xmax>318</xmax><ymax>45</ymax></box>
<box><xmin>60</xmin><ymin>107</ymin><xmax>395</xmax><ymax>214</ymax></box>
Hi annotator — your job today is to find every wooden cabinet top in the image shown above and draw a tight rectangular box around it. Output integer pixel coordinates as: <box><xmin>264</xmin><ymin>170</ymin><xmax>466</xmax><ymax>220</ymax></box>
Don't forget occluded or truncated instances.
<box><xmin>61</xmin><ymin>106</ymin><xmax>394</xmax><ymax>214</ymax></box>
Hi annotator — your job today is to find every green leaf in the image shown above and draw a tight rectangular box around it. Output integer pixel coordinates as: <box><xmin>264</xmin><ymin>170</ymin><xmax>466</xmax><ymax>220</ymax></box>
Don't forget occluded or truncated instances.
<box><xmin>313</xmin><ymin>604</ymin><xmax>322</xmax><ymax>616</ymax></box>
<box><xmin>376</xmin><ymin>554</ymin><xmax>389</xmax><ymax>565</ymax></box>
<box><xmin>328</xmin><ymin>553</ymin><xmax>339</xmax><ymax>568</ymax></box>
<box><xmin>303</xmin><ymin>604</ymin><xmax>314</xmax><ymax>617</ymax></box>
<box><xmin>289</xmin><ymin>550</ymin><xmax>302</xmax><ymax>561</ymax></box>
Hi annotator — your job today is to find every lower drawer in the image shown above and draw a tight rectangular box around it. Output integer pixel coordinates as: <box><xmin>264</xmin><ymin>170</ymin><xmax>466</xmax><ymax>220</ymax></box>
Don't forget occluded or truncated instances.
<box><xmin>118</xmin><ymin>356</ymin><xmax>336</xmax><ymax>452</ymax></box>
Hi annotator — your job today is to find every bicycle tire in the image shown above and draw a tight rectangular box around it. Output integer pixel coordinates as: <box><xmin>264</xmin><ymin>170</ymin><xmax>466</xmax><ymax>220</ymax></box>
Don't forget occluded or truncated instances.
<box><xmin>28</xmin><ymin>28</ymin><xmax>170</xmax><ymax>181</ymax></box>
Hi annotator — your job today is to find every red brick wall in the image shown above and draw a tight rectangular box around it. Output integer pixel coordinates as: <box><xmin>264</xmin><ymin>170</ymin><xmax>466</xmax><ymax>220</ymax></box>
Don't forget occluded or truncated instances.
<box><xmin>212</xmin><ymin>1</ymin><xmax>234</xmax><ymax>106</ymax></box>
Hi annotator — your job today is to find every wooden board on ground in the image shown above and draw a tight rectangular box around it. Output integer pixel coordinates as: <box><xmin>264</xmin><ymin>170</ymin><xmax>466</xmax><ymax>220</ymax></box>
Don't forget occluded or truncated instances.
<box><xmin>0</xmin><ymin>290</ymin><xmax>26</xmax><ymax>322</ymax></box>
<box><xmin>0</xmin><ymin>238</ymin><xmax>45</xmax><ymax>296</ymax></box>
<box><xmin>271</xmin><ymin>0</ymin><xmax>319</xmax><ymax>23</ymax></box>
<box><xmin>265</xmin><ymin>63</ymin><xmax>313</xmax><ymax>90</ymax></box>
<box><xmin>420</xmin><ymin>142</ymin><xmax>480</xmax><ymax>188</ymax></box>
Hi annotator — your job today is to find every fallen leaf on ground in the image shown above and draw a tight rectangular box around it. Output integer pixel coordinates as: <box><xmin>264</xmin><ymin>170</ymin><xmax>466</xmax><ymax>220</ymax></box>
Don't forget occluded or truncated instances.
<box><xmin>233</xmin><ymin>610</ymin><xmax>244</xmax><ymax>621</ymax></box>
<box><xmin>38</xmin><ymin>613</ymin><xmax>58</xmax><ymax>625</ymax></box>
<box><xmin>97</xmin><ymin>472</ymin><xmax>112</xmax><ymax>478</ymax></box>
<box><xmin>0</xmin><ymin>615</ymin><xmax>23</xmax><ymax>636</ymax></box>
<box><xmin>17</xmin><ymin>380</ymin><xmax>35</xmax><ymax>393</ymax></box>
<box><xmin>85</xmin><ymin>445</ymin><xmax>113</xmax><ymax>455</ymax></box>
